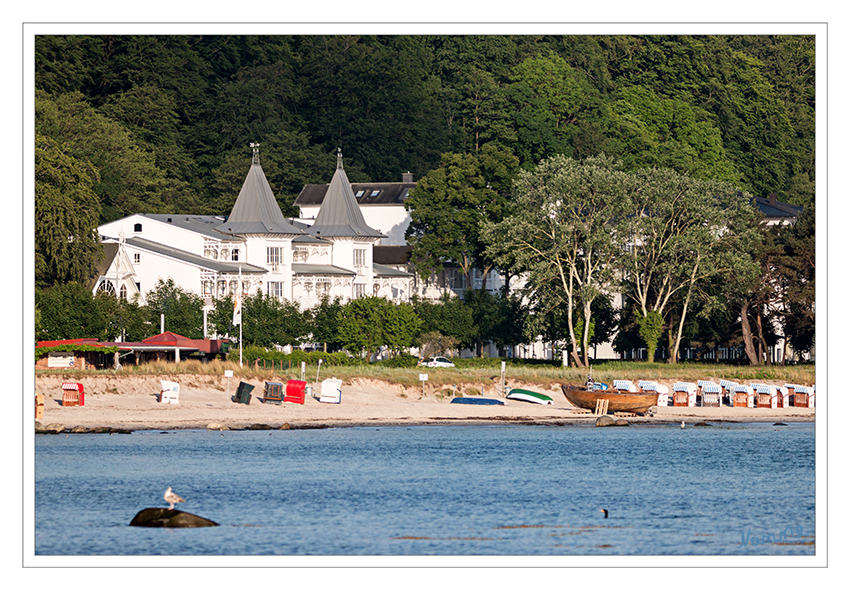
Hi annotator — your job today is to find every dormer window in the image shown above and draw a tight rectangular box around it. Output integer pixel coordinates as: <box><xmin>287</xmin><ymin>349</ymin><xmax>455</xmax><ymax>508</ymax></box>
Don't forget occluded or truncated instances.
<box><xmin>133</xmin><ymin>223</ymin><xmax>142</xmax><ymax>232</ymax></box>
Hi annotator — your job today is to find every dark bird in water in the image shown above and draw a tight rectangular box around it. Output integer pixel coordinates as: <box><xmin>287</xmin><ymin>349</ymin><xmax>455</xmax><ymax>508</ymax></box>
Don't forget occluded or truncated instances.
<box><xmin>164</xmin><ymin>487</ymin><xmax>186</xmax><ymax>510</ymax></box>
<box><xmin>599</xmin><ymin>509</ymin><xmax>609</xmax><ymax>518</ymax></box>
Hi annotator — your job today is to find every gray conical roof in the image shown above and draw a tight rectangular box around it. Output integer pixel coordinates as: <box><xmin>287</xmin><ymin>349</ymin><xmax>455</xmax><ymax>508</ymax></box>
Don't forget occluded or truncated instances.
<box><xmin>216</xmin><ymin>146</ymin><xmax>303</xmax><ymax>235</ymax></box>
<box><xmin>307</xmin><ymin>150</ymin><xmax>385</xmax><ymax>239</ymax></box>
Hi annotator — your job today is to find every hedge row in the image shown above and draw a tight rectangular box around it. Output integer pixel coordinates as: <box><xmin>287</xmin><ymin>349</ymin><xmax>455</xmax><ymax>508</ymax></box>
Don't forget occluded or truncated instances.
<box><xmin>228</xmin><ymin>346</ymin><xmax>364</xmax><ymax>367</ymax></box>
<box><xmin>35</xmin><ymin>344</ymin><xmax>120</xmax><ymax>359</ymax></box>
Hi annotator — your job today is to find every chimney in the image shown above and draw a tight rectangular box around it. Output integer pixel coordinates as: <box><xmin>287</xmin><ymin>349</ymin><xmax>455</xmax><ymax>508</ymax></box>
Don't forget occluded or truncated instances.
<box><xmin>402</xmin><ymin>171</ymin><xmax>413</xmax><ymax>183</ymax></box>
<box><xmin>769</xmin><ymin>192</ymin><xmax>777</xmax><ymax>205</ymax></box>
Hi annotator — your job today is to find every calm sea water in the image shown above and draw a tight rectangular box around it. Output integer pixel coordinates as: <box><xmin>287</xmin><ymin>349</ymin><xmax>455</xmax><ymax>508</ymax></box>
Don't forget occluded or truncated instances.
<box><xmin>34</xmin><ymin>422</ymin><xmax>815</xmax><ymax>556</ymax></box>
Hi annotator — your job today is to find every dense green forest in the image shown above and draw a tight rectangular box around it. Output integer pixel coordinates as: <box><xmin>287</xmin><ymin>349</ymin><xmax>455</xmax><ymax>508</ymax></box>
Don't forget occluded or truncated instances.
<box><xmin>34</xmin><ymin>34</ymin><xmax>816</xmax><ymax>364</ymax></box>
<box><xmin>35</xmin><ymin>34</ymin><xmax>814</xmax><ymax>221</ymax></box>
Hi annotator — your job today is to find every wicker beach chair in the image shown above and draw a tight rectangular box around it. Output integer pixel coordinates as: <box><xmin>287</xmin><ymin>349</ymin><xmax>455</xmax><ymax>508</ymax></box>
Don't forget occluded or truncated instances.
<box><xmin>61</xmin><ymin>382</ymin><xmax>84</xmax><ymax>407</ymax></box>
<box><xmin>672</xmin><ymin>382</ymin><xmax>697</xmax><ymax>407</ymax></box>
<box><xmin>160</xmin><ymin>380</ymin><xmax>180</xmax><ymax>404</ymax></box>
<box><xmin>612</xmin><ymin>379</ymin><xmax>637</xmax><ymax>392</ymax></box>
<box><xmin>701</xmin><ymin>382</ymin><xmax>722</xmax><ymax>407</ymax></box>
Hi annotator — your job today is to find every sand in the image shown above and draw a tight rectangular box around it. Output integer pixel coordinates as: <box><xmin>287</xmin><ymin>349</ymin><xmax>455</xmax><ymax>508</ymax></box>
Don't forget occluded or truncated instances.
<box><xmin>34</xmin><ymin>373</ymin><xmax>815</xmax><ymax>431</ymax></box>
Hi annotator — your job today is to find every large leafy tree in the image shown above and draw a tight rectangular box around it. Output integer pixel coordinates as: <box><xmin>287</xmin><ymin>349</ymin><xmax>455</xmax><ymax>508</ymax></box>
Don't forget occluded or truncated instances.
<box><xmin>462</xmin><ymin>289</ymin><xmax>528</xmax><ymax>357</ymax></box>
<box><xmin>608</xmin><ymin>85</ymin><xmax>741</xmax><ymax>183</ymax></box>
<box><xmin>776</xmin><ymin>205</ymin><xmax>815</xmax><ymax>358</ymax></box>
<box><xmin>619</xmin><ymin>167</ymin><xmax>761</xmax><ymax>363</ymax></box>
<box><xmin>35</xmin><ymin>133</ymin><xmax>102</xmax><ymax>287</ymax></box>
<box><xmin>411</xmin><ymin>293</ymin><xmax>476</xmax><ymax>352</ymax></box>
<box><xmin>242</xmin><ymin>291</ymin><xmax>308</xmax><ymax>348</ymax></box>
<box><xmin>143</xmin><ymin>278</ymin><xmax>205</xmax><ymax>339</ymax></box>
<box><xmin>485</xmin><ymin>154</ymin><xmax>634</xmax><ymax>367</ymax></box>
<box><xmin>405</xmin><ymin>144</ymin><xmax>519</xmax><ymax>289</ymax></box>
<box><xmin>36</xmin><ymin>282</ymin><xmax>109</xmax><ymax>341</ymax></box>
<box><xmin>36</xmin><ymin>90</ymin><xmax>193</xmax><ymax>222</ymax></box>
<box><xmin>336</xmin><ymin>296</ymin><xmax>422</xmax><ymax>359</ymax></box>
<box><xmin>210</xmin><ymin>291</ymin><xmax>308</xmax><ymax>348</ymax></box>
<box><xmin>308</xmin><ymin>295</ymin><xmax>346</xmax><ymax>352</ymax></box>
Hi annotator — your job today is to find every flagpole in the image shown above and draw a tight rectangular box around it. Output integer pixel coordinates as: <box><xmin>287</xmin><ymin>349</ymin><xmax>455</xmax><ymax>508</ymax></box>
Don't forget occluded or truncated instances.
<box><xmin>239</xmin><ymin>265</ymin><xmax>243</xmax><ymax>367</ymax></box>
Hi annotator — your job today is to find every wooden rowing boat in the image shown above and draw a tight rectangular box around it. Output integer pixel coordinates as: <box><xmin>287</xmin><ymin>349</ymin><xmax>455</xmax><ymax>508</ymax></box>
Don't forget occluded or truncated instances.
<box><xmin>506</xmin><ymin>388</ymin><xmax>554</xmax><ymax>405</ymax></box>
<box><xmin>560</xmin><ymin>384</ymin><xmax>658</xmax><ymax>414</ymax></box>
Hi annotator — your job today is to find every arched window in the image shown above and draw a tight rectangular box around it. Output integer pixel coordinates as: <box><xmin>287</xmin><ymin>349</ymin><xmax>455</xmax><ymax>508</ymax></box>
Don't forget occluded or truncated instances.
<box><xmin>97</xmin><ymin>280</ymin><xmax>116</xmax><ymax>295</ymax></box>
<box><xmin>133</xmin><ymin>223</ymin><xmax>142</xmax><ymax>232</ymax></box>
<box><xmin>119</xmin><ymin>284</ymin><xmax>127</xmax><ymax>300</ymax></box>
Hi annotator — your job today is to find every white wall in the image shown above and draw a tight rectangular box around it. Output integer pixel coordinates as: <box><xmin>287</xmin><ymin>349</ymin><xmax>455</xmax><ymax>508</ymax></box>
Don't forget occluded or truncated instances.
<box><xmin>122</xmin><ymin>244</ymin><xmax>202</xmax><ymax>304</ymax></box>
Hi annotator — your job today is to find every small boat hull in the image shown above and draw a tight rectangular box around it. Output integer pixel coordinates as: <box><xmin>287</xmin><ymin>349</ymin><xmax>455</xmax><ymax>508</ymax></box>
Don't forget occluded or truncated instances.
<box><xmin>561</xmin><ymin>385</ymin><xmax>657</xmax><ymax>414</ymax></box>
<box><xmin>450</xmin><ymin>397</ymin><xmax>504</xmax><ymax>406</ymax></box>
<box><xmin>506</xmin><ymin>389</ymin><xmax>554</xmax><ymax>405</ymax></box>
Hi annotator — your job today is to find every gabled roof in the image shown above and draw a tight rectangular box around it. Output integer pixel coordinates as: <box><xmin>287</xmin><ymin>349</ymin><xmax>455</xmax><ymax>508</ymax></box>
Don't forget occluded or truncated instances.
<box><xmin>306</xmin><ymin>150</ymin><xmax>385</xmax><ymax>239</ymax></box>
<box><xmin>296</xmin><ymin>181</ymin><xmax>415</xmax><ymax>207</ymax></box>
<box><xmin>124</xmin><ymin>236</ymin><xmax>266</xmax><ymax>274</ymax></box>
<box><xmin>216</xmin><ymin>146</ymin><xmax>305</xmax><ymax>236</ymax></box>
<box><xmin>752</xmin><ymin>194</ymin><xmax>803</xmax><ymax>220</ymax></box>
<box><xmin>132</xmin><ymin>213</ymin><xmax>237</xmax><ymax>240</ymax></box>
<box><xmin>144</xmin><ymin>331</ymin><xmax>190</xmax><ymax>343</ymax></box>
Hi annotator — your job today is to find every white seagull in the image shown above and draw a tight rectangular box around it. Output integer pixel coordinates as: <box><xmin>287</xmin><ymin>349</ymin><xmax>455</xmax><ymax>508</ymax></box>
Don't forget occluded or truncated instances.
<box><xmin>681</xmin><ymin>421</ymin><xmax>686</xmax><ymax>429</ymax></box>
<box><xmin>164</xmin><ymin>487</ymin><xmax>186</xmax><ymax>510</ymax></box>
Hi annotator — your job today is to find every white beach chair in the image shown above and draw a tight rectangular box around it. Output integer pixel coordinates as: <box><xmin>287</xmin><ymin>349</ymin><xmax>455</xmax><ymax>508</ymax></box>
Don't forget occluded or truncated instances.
<box><xmin>319</xmin><ymin>378</ymin><xmax>342</xmax><ymax>404</ymax></box>
<box><xmin>776</xmin><ymin>386</ymin><xmax>791</xmax><ymax>408</ymax></box>
<box><xmin>160</xmin><ymin>380</ymin><xmax>180</xmax><ymax>404</ymax></box>
<box><xmin>655</xmin><ymin>384</ymin><xmax>670</xmax><ymax>406</ymax></box>
<box><xmin>613</xmin><ymin>379</ymin><xmax>637</xmax><ymax>392</ymax></box>
<box><xmin>701</xmin><ymin>382</ymin><xmax>722</xmax><ymax>407</ymax></box>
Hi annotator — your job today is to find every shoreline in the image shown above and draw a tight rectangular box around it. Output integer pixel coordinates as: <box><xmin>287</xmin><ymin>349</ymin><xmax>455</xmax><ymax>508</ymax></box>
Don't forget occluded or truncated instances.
<box><xmin>35</xmin><ymin>373</ymin><xmax>815</xmax><ymax>432</ymax></box>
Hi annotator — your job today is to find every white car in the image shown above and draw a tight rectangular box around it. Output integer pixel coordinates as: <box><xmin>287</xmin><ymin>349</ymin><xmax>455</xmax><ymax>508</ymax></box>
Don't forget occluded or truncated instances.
<box><xmin>419</xmin><ymin>356</ymin><xmax>456</xmax><ymax>368</ymax></box>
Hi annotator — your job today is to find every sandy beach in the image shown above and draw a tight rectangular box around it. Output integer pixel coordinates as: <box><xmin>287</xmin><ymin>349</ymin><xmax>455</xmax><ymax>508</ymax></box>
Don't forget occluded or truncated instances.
<box><xmin>34</xmin><ymin>373</ymin><xmax>815</xmax><ymax>431</ymax></box>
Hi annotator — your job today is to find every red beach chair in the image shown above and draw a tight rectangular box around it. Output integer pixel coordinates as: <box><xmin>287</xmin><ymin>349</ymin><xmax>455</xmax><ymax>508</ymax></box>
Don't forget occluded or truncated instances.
<box><xmin>61</xmin><ymin>382</ymin><xmax>84</xmax><ymax>406</ymax></box>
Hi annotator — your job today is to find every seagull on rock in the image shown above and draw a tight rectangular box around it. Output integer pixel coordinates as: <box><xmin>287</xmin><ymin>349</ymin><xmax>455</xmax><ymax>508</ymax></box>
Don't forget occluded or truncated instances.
<box><xmin>164</xmin><ymin>487</ymin><xmax>186</xmax><ymax>510</ymax></box>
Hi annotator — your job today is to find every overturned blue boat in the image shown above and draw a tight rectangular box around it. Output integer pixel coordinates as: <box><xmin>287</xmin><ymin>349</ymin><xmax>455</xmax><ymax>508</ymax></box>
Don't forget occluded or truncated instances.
<box><xmin>450</xmin><ymin>397</ymin><xmax>504</xmax><ymax>406</ymax></box>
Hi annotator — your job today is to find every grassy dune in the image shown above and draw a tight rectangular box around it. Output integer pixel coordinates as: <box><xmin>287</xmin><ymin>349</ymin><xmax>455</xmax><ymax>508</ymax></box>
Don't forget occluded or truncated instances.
<box><xmin>37</xmin><ymin>359</ymin><xmax>816</xmax><ymax>392</ymax></box>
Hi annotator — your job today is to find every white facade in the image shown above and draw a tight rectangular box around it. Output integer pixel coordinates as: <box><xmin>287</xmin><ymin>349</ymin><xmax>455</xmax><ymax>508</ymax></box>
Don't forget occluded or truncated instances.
<box><xmin>95</xmin><ymin>149</ymin><xmax>414</xmax><ymax>324</ymax></box>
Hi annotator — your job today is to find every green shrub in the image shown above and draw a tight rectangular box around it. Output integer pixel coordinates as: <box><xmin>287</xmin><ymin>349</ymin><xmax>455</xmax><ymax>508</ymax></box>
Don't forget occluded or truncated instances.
<box><xmin>381</xmin><ymin>352</ymin><xmax>420</xmax><ymax>368</ymax></box>
<box><xmin>230</xmin><ymin>346</ymin><xmax>363</xmax><ymax>367</ymax></box>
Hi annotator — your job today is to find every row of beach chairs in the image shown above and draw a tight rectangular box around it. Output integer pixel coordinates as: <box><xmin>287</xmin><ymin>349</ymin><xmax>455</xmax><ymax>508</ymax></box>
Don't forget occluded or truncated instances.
<box><xmin>610</xmin><ymin>379</ymin><xmax>814</xmax><ymax>409</ymax></box>
<box><xmin>232</xmin><ymin>378</ymin><xmax>343</xmax><ymax>405</ymax></box>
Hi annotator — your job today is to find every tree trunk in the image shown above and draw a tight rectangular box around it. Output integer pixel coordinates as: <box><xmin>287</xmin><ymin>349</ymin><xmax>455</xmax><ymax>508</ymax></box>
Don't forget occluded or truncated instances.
<box><xmin>740</xmin><ymin>299</ymin><xmax>759</xmax><ymax>365</ymax></box>
<box><xmin>581</xmin><ymin>301</ymin><xmax>592</xmax><ymax>367</ymax></box>
<box><xmin>756</xmin><ymin>313</ymin><xmax>772</xmax><ymax>365</ymax></box>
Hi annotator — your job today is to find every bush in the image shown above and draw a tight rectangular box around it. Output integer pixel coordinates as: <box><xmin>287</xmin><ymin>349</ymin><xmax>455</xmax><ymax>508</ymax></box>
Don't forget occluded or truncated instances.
<box><xmin>381</xmin><ymin>352</ymin><xmax>420</xmax><ymax>368</ymax></box>
<box><xmin>229</xmin><ymin>346</ymin><xmax>363</xmax><ymax>367</ymax></box>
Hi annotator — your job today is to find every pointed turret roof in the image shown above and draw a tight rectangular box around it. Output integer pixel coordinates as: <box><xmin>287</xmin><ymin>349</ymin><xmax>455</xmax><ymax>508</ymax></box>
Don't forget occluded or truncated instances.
<box><xmin>306</xmin><ymin>149</ymin><xmax>385</xmax><ymax>239</ymax></box>
<box><xmin>216</xmin><ymin>144</ymin><xmax>303</xmax><ymax>235</ymax></box>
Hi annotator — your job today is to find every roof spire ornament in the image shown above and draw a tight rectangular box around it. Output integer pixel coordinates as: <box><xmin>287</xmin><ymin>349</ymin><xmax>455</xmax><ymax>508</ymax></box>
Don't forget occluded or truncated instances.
<box><xmin>337</xmin><ymin>147</ymin><xmax>343</xmax><ymax>169</ymax></box>
<box><xmin>250</xmin><ymin>142</ymin><xmax>261</xmax><ymax>165</ymax></box>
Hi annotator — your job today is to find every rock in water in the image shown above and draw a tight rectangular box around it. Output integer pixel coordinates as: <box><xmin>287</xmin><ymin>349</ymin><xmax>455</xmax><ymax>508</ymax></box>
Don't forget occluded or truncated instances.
<box><xmin>129</xmin><ymin>508</ymin><xmax>218</xmax><ymax>528</ymax></box>
<box><xmin>595</xmin><ymin>415</ymin><xmax>615</xmax><ymax>427</ymax></box>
